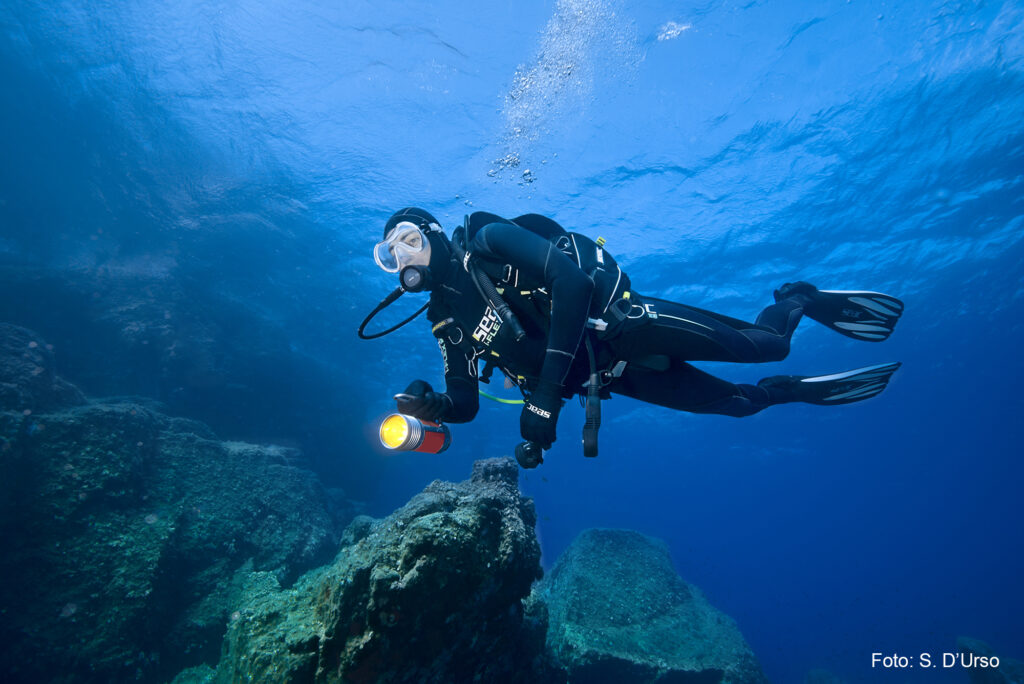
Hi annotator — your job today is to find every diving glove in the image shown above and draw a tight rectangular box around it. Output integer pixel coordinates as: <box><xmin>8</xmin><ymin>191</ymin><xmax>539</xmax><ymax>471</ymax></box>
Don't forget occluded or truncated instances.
<box><xmin>520</xmin><ymin>379</ymin><xmax>563</xmax><ymax>449</ymax></box>
<box><xmin>396</xmin><ymin>380</ymin><xmax>450</xmax><ymax>422</ymax></box>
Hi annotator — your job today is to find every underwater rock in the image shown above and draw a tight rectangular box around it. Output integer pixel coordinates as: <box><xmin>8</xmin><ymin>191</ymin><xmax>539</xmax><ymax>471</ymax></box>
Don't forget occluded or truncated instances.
<box><xmin>537</xmin><ymin>528</ymin><xmax>768</xmax><ymax>684</ymax></box>
<box><xmin>0</xmin><ymin>268</ymin><xmax>365</xmax><ymax>481</ymax></box>
<box><xmin>956</xmin><ymin>637</ymin><xmax>1024</xmax><ymax>684</ymax></box>
<box><xmin>0</xmin><ymin>322</ymin><xmax>86</xmax><ymax>411</ymax></box>
<box><xmin>200</xmin><ymin>457</ymin><xmax>557</xmax><ymax>684</ymax></box>
<box><xmin>0</xmin><ymin>377</ymin><xmax>343</xmax><ymax>682</ymax></box>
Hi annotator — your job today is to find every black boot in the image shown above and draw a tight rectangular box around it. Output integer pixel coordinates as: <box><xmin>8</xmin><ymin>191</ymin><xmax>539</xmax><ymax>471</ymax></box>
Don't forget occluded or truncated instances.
<box><xmin>773</xmin><ymin>280</ymin><xmax>818</xmax><ymax>305</ymax></box>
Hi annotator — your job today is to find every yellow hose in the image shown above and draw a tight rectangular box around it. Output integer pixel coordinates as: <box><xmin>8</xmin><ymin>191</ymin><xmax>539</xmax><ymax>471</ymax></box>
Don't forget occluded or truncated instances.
<box><xmin>478</xmin><ymin>389</ymin><xmax>524</xmax><ymax>405</ymax></box>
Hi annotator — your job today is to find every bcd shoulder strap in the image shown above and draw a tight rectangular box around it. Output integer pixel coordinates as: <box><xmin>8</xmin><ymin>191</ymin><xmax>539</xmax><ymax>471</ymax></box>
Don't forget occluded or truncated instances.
<box><xmin>463</xmin><ymin>211</ymin><xmax>631</xmax><ymax>317</ymax></box>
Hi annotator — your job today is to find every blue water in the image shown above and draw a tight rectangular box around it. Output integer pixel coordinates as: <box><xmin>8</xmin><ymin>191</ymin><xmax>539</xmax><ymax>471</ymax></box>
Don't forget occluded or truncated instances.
<box><xmin>3</xmin><ymin>1</ymin><xmax>1023</xmax><ymax>682</ymax></box>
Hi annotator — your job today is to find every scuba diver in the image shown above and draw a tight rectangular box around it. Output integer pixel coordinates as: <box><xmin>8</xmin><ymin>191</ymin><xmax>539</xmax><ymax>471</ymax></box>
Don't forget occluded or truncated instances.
<box><xmin>360</xmin><ymin>207</ymin><xmax>903</xmax><ymax>467</ymax></box>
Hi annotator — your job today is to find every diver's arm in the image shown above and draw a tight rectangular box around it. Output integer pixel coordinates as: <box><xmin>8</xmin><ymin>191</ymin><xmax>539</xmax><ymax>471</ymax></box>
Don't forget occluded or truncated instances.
<box><xmin>442</xmin><ymin>377</ymin><xmax>479</xmax><ymax>423</ymax></box>
<box><xmin>400</xmin><ymin>303</ymin><xmax>480</xmax><ymax>423</ymax></box>
<box><xmin>472</xmin><ymin>222</ymin><xmax>594</xmax><ymax>389</ymax></box>
<box><xmin>438</xmin><ymin>337</ymin><xmax>479</xmax><ymax>423</ymax></box>
<box><xmin>396</xmin><ymin>351</ymin><xmax>478</xmax><ymax>423</ymax></box>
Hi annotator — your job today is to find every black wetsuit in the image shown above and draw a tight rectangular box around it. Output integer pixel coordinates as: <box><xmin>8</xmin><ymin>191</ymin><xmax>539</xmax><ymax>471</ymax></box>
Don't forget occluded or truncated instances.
<box><xmin>428</xmin><ymin>212</ymin><xmax>805</xmax><ymax>423</ymax></box>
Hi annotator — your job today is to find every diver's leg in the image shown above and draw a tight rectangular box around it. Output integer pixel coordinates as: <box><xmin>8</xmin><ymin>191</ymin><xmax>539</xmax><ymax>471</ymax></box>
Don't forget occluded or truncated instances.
<box><xmin>609</xmin><ymin>360</ymin><xmax>786</xmax><ymax>417</ymax></box>
<box><xmin>611</xmin><ymin>294</ymin><xmax>805</xmax><ymax>364</ymax></box>
<box><xmin>608</xmin><ymin>359</ymin><xmax>900</xmax><ymax>414</ymax></box>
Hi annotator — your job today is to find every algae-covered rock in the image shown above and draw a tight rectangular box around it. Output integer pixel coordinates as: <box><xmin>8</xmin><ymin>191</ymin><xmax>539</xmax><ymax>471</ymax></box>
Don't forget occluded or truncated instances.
<box><xmin>0</xmin><ymin>323</ymin><xmax>85</xmax><ymax>412</ymax></box>
<box><xmin>0</xmin><ymin>266</ymin><xmax>368</xmax><ymax>474</ymax></box>
<box><xmin>0</xmin><ymin>389</ymin><xmax>343</xmax><ymax>682</ymax></box>
<box><xmin>208</xmin><ymin>457</ymin><xmax>556</xmax><ymax>684</ymax></box>
<box><xmin>538</xmin><ymin>528</ymin><xmax>768</xmax><ymax>684</ymax></box>
<box><xmin>956</xmin><ymin>637</ymin><xmax>1024</xmax><ymax>684</ymax></box>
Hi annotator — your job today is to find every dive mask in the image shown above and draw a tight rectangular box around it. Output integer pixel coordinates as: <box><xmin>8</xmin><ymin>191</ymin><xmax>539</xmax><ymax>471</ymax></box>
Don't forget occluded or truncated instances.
<box><xmin>374</xmin><ymin>222</ymin><xmax>429</xmax><ymax>273</ymax></box>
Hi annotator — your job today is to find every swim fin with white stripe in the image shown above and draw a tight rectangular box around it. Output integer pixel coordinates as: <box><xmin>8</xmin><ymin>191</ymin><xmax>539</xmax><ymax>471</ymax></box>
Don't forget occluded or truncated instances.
<box><xmin>775</xmin><ymin>282</ymin><xmax>904</xmax><ymax>342</ymax></box>
<box><xmin>758</xmin><ymin>362</ymin><xmax>902</xmax><ymax>405</ymax></box>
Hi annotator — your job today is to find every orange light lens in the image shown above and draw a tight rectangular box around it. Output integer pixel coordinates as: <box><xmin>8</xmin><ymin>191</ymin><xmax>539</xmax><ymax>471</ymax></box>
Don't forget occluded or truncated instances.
<box><xmin>379</xmin><ymin>414</ymin><xmax>410</xmax><ymax>449</ymax></box>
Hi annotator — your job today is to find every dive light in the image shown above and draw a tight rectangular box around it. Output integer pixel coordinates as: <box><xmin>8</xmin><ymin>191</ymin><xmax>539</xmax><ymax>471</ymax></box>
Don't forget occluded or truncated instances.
<box><xmin>378</xmin><ymin>413</ymin><xmax>451</xmax><ymax>454</ymax></box>
<box><xmin>379</xmin><ymin>391</ymin><xmax>546</xmax><ymax>466</ymax></box>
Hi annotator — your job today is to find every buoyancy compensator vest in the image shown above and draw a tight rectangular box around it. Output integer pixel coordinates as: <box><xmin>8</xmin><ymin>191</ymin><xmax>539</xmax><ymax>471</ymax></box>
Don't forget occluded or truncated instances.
<box><xmin>461</xmin><ymin>211</ymin><xmax>631</xmax><ymax>321</ymax></box>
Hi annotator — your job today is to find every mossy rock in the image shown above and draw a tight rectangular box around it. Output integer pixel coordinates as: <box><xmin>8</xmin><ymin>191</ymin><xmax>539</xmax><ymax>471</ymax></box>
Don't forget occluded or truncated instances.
<box><xmin>538</xmin><ymin>529</ymin><xmax>768</xmax><ymax>684</ymax></box>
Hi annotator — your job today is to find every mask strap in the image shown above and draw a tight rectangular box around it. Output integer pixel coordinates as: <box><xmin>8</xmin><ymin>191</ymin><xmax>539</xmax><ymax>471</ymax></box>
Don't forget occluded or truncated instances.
<box><xmin>357</xmin><ymin>286</ymin><xmax>430</xmax><ymax>340</ymax></box>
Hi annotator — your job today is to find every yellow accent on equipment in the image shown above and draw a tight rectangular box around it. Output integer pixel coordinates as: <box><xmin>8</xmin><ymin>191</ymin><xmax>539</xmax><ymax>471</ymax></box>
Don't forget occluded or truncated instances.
<box><xmin>379</xmin><ymin>414</ymin><xmax>411</xmax><ymax>449</ymax></box>
<box><xmin>378</xmin><ymin>413</ymin><xmax>451</xmax><ymax>453</ymax></box>
<box><xmin>596</xmin><ymin>237</ymin><xmax>606</xmax><ymax>247</ymax></box>
<box><xmin>478</xmin><ymin>389</ymin><xmax>525</xmax><ymax>405</ymax></box>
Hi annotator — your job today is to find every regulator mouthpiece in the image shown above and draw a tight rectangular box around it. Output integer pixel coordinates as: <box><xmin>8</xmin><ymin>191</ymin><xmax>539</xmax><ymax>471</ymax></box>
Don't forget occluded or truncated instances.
<box><xmin>379</xmin><ymin>413</ymin><xmax>451</xmax><ymax>454</ymax></box>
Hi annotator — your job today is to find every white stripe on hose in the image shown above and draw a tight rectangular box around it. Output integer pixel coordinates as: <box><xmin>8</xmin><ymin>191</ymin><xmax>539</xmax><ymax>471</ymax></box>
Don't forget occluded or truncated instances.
<box><xmin>604</xmin><ymin>266</ymin><xmax>622</xmax><ymax>314</ymax></box>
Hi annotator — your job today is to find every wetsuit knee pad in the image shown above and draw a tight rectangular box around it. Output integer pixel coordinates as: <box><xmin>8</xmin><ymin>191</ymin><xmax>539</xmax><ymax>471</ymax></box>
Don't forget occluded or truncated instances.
<box><xmin>740</xmin><ymin>329</ymin><xmax>791</xmax><ymax>363</ymax></box>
